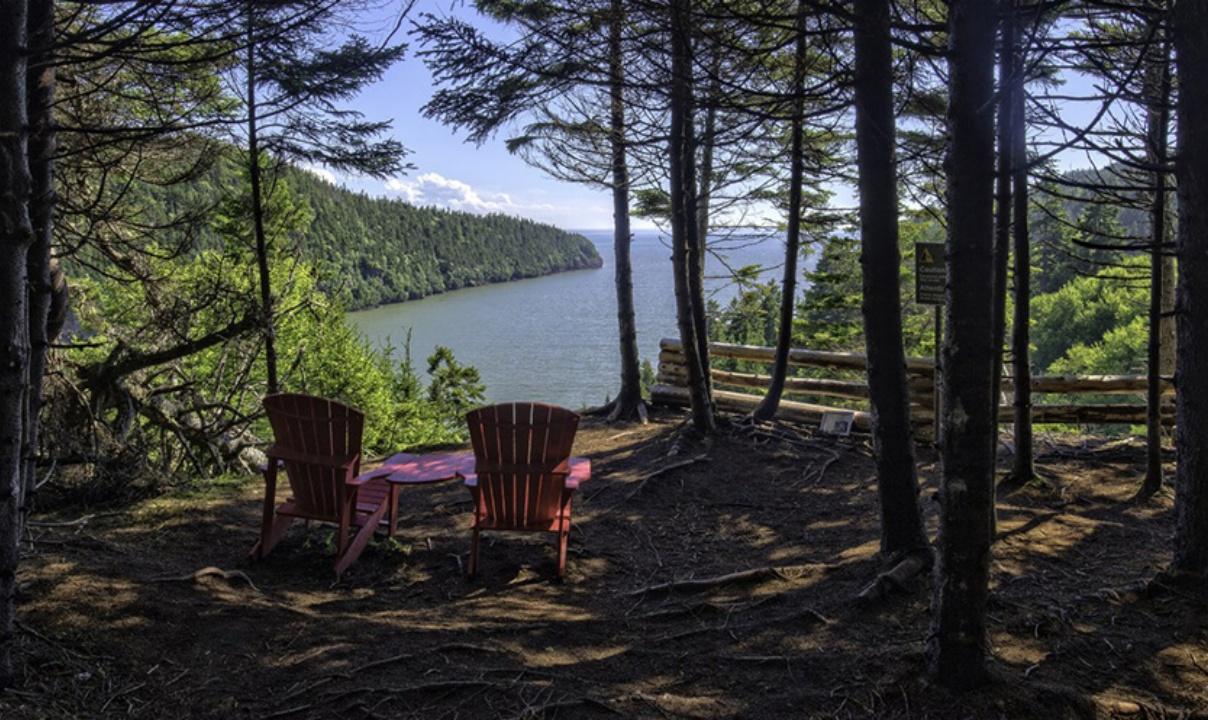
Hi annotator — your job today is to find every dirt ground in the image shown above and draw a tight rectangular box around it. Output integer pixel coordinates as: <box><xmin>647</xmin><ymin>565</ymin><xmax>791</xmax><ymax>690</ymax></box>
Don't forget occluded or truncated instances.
<box><xmin>3</xmin><ymin>409</ymin><xmax>1206</xmax><ymax>719</ymax></box>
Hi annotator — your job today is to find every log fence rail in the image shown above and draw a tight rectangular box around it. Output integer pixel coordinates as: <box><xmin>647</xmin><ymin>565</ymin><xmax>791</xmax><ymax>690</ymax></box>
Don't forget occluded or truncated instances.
<box><xmin>651</xmin><ymin>338</ymin><xmax>1173</xmax><ymax>429</ymax></box>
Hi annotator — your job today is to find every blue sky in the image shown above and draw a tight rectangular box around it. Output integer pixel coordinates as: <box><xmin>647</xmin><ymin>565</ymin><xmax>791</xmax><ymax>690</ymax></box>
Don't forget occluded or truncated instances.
<box><xmin>315</xmin><ymin>1</ymin><xmax>1111</xmax><ymax>232</ymax></box>
<box><xmin>316</xmin><ymin>0</ymin><xmax>635</xmax><ymax>230</ymax></box>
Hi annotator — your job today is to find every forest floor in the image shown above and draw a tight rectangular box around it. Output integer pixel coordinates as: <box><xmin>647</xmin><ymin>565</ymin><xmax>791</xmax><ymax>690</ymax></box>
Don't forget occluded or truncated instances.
<box><xmin>3</xmin><ymin>408</ymin><xmax>1207</xmax><ymax>720</ymax></box>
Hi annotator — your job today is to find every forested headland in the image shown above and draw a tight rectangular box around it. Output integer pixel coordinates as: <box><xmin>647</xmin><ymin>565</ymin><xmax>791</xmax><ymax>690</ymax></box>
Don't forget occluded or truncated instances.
<box><xmin>93</xmin><ymin>155</ymin><xmax>603</xmax><ymax>311</ymax></box>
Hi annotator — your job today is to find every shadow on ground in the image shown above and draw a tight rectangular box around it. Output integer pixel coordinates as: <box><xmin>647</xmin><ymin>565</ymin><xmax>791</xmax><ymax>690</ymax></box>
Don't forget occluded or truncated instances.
<box><xmin>2</xmin><ymin>410</ymin><xmax>1205</xmax><ymax>719</ymax></box>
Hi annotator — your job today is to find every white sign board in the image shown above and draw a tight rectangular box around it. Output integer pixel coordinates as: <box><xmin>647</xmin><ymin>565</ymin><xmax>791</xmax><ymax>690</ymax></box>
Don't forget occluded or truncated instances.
<box><xmin>819</xmin><ymin>410</ymin><xmax>855</xmax><ymax>437</ymax></box>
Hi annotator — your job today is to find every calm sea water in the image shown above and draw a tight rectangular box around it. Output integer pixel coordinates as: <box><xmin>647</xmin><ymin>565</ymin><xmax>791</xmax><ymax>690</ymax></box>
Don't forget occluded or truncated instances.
<box><xmin>348</xmin><ymin>228</ymin><xmax>797</xmax><ymax>409</ymax></box>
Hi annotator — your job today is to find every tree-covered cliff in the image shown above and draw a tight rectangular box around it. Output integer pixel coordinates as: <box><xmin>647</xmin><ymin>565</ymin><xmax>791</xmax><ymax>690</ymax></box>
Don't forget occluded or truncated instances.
<box><xmin>117</xmin><ymin>157</ymin><xmax>603</xmax><ymax>311</ymax></box>
<box><xmin>286</xmin><ymin>168</ymin><xmax>602</xmax><ymax>309</ymax></box>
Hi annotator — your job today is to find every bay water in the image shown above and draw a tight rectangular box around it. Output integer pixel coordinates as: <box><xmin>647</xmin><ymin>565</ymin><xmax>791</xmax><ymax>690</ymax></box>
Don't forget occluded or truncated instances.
<box><xmin>348</xmin><ymin>228</ymin><xmax>797</xmax><ymax>409</ymax></box>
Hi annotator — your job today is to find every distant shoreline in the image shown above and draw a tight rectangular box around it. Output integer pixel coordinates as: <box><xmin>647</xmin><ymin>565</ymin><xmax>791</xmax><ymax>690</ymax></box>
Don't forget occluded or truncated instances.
<box><xmin>344</xmin><ymin>256</ymin><xmax>605</xmax><ymax>314</ymax></box>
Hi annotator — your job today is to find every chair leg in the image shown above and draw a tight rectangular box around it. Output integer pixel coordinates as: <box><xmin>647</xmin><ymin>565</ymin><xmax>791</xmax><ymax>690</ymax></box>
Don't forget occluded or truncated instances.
<box><xmin>252</xmin><ymin>465</ymin><xmax>281</xmax><ymax>559</ymax></box>
<box><xmin>251</xmin><ymin>514</ymin><xmax>294</xmax><ymax>560</ymax></box>
<box><xmin>557</xmin><ymin>529</ymin><xmax>569</xmax><ymax>578</ymax></box>
<box><xmin>467</xmin><ymin>528</ymin><xmax>480</xmax><ymax>579</ymax></box>
<box><xmin>334</xmin><ymin>502</ymin><xmax>387</xmax><ymax>577</ymax></box>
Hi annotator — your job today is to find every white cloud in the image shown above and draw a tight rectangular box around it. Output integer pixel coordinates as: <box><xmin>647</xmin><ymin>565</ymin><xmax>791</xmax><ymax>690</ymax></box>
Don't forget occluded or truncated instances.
<box><xmin>384</xmin><ymin>172</ymin><xmax>553</xmax><ymax>216</ymax></box>
<box><xmin>299</xmin><ymin>163</ymin><xmax>337</xmax><ymax>185</ymax></box>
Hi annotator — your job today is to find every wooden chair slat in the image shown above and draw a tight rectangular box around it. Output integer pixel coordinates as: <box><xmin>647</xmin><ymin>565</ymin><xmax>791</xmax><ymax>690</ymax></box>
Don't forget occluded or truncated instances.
<box><xmin>464</xmin><ymin>402</ymin><xmax>584</xmax><ymax>578</ymax></box>
<box><xmin>254</xmin><ymin>393</ymin><xmax>388</xmax><ymax>577</ymax></box>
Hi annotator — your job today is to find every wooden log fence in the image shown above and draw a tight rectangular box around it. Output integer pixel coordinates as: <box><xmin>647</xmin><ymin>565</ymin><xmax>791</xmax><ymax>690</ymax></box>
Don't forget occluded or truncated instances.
<box><xmin>651</xmin><ymin>338</ymin><xmax>1174</xmax><ymax>428</ymax></box>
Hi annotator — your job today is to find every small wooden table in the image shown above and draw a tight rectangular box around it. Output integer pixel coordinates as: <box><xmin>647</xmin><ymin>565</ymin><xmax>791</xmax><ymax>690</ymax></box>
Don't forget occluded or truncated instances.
<box><xmin>372</xmin><ymin>451</ymin><xmax>477</xmax><ymax>485</ymax></box>
<box><xmin>354</xmin><ymin>451</ymin><xmax>591</xmax><ymax>534</ymax></box>
<box><xmin>353</xmin><ymin>451</ymin><xmax>470</xmax><ymax>535</ymax></box>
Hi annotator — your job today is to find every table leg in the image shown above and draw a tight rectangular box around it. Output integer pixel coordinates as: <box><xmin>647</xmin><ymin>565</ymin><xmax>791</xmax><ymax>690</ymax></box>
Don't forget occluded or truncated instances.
<box><xmin>388</xmin><ymin>484</ymin><xmax>400</xmax><ymax>537</ymax></box>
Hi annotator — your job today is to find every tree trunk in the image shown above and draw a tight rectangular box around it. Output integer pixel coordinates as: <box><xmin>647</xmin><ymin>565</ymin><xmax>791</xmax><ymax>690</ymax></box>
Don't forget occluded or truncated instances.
<box><xmin>1160</xmin><ymin>253</ymin><xmax>1176</xmax><ymax>374</ymax></box>
<box><xmin>0</xmin><ymin>0</ymin><xmax>33</xmax><ymax>688</ymax></box>
<box><xmin>1009</xmin><ymin>3</ymin><xmax>1034</xmax><ymax>485</ymax></box>
<box><xmin>668</xmin><ymin>0</ymin><xmax>713</xmax><ymax>434</ymax></box>
<box><xmin>1171</xmin><ymin>0</ymin><xmax>1208</xmax><ymax>582</ymax></box>
<box><xmin>850</xmin><ymin>0</ymin><xmax>928</xmax><ymax>558</ymax></box>
<box><xmin>607</xmin><ymin>0</ymin><xmax>644</xmax><ymax>423</ymax></box>
<box><xmin>1141</xmin><ymin>25</ymin><xmax>1172</xmax><ymax>499</ymax></box>
<box><xmin>926</xmin><ymin>0</ymin><xmax>999</xmax><ymax>690</ymax></box>
<box><xmin>23</xmin><ymin>0</ymin><xmax>55</xmax><ymax>531</ymax></box>
<box><xmin>691</xmin><ymin>58</ymin><xmax>720</xmax><ymax>397</ymax></box>
<box><xmin>991</xmin><ymin>5</ymin><xmax>1013</xmax><ymax>434</ymax></box>
<box><xmin>754</xmin><ymin>1</ymin><xmax>808</xmax><ymax>422</ymax></box>
<box><xmin>246</xmin><ymin>6</ymin><xmax>279</xmax><ymax>395</ymax></box>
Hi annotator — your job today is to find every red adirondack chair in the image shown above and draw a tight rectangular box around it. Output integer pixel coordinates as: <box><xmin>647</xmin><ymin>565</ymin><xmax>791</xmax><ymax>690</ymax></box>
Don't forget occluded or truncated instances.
<box><xmin>251</xmin><ymin>393</ymin><xmax>398</xmax><ymax>577</ymax></box>
<box><xmin>465</xmin><ymin>402</ymin><xmax>584</xmax><ymax>578</ymax></box>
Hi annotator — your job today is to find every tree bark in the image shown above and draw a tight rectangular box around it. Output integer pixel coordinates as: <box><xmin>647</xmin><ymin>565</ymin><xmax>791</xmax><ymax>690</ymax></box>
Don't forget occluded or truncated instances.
<box><xmin>0</xmin><ymin>0</ymin><xmax>33</xmax><ymax>688</ymax></box>
<box><xmin>23</xmin><ymin>0</ymin><xmax>55</xmax><ymax>531</ymax></box>
<box><xmin>850</xmin><ymin>0</ymin><xmax>929</xmax><ymax>558</ymax></box>
<box><xmin>1171</xmin><ymin>0</ymin><xmax>1208</xmax><ymax>582</ymax></box>
<box><xmin>1141</xmin><ymin>23</ymin><xmax>1171</xmax><ymax>499</ymax></box>
<box><xmin>246</xmin><ymin>4</ymin><xmax>279</xmax><ymax>395</ymax></box>
<box><xmin>607</xmin><ymin>0</ymin><xmax>644</xmax><ymax>424</ymax></box>
<box><xmin>926</xmin><ymin>0</ymin><xmax>999</xmax><ymax>690</ymax></box>
<box><xmin>991</xmin><ymin>5</ymin><xmax>1013</xmax><ymax>435</ymax></box>
<box><xmin>668</xmin><ymin>0</ymin><xmax>713</xmax><ymax>434</ymax></box>
<box><xmin>691</xmin><ymin>57</ymin><xmax>719</xmax><ymax>398</ymax></box>
<box><xmin>754</xmin><ymin>1</ymin><xmax>808</xmax><ymax>422</ymax></box>
<box><xmin>1009</xmin><ymin>2</ymin><xmax>1035</xmax><ymax>485</ymax></box>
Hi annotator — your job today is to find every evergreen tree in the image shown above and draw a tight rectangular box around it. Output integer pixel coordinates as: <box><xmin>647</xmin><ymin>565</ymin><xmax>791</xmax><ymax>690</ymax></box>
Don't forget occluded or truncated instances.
<box><xmin>667</xmin><ymin>0</ymin><xmax>713</xmax><ymax>433</ymax></box>
<box><xmin>927</xmin><ymin>0</ymin><xmax>999</xmax><ymax>690</ymax></box>
<box><xmin>1171</xmin><ymin>0</ymin><xmax>1208</xmax><ymax>585</ymax></box>
<box><xmin>0</xmin><ymin>0</ymin><xmax>32</xmax><ymax>688</ymax></box>
<box><xmin>850</xmin><ymin>0</ymin><xmax>929</xmax><ymax>567</ymax></box>
<box><xmin>417</xmin><ymin>0</ymin><xmax>648</xmax><ymax>422</ymax></box>
<box><xmin>233</xmin><ymin>0</ymin><xmax>408</xmax><ymax>392</ymax></box>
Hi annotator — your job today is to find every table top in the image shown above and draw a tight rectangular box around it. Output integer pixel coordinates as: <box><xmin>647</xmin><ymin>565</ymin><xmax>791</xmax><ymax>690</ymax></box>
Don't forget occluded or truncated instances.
<box><xmin>360</xmin><ymin>450</ymin><xmax>590</xmax><ymax>489</ymax></box>
<box><xmin>368</xmin><ymin>451</ymin><xmax>474</xmax><ymax>485</ymax></box>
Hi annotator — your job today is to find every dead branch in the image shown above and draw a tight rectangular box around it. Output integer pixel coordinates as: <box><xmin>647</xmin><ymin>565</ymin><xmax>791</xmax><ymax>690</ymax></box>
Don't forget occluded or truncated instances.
<box><xmin>656</xmin><ymin>605</ymin><xmax>833</xmax><ymax>643</ymax></box>
<box><xmin>149</xmin><ymin>566</ymin><xmax>262</xmax><ymax>593</ymax></box>
<box><xmin>626</xmin><ymin>563</ymin><xmax>821</xmax><ymax>597</ymax></box>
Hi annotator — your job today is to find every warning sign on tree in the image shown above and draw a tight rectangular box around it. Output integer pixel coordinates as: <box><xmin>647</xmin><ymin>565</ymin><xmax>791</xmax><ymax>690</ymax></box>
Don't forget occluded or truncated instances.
<box><xmin>915</xmin><ymin>242</ymin><xmax>946</xmax><ymax>306</ymax></box>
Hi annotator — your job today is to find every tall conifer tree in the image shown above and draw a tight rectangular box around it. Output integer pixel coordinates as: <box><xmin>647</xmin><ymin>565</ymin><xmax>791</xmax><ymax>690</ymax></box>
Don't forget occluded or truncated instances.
<box><xmin>851</xmin><ymin>0</ymin><xmax>930</xmax><ymax>563</ymax></box>
<box><xmin>927</xmin><ymin>0</ymin><xmax>1000</xmax><ymax>689</ymax></box>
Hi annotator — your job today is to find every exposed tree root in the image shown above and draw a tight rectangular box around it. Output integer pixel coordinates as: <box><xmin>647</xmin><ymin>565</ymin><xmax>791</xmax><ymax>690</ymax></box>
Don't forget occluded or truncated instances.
<box><xmin>607</xmin><ymin>453</ymin><xmax>709</xmax><ymax>508</ymax></box>
<box><xmin>855</xmin><ymin>550</ymin><xmax>933</xmax><ymax>604</ymax></box>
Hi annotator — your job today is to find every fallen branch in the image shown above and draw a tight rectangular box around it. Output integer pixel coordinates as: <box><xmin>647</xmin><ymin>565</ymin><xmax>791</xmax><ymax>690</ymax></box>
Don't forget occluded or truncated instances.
<box><xmin>657</xmin><ymin>605</ymin><xmax>833</xmax><ymax>643</ymax></box>
<box><xmin>627</xmin><ymin>564</ymin><xmax>820</xmax><ymax>598</ymax></box>
<box><xmin>629</xmin><ymin>594</ymin><xmax>780</xmax><ymax>622</ymax></box>
<box><xmin>149</xmin><ymin>566</ymin><xmax>261</xmax><ymax>593</ymax></box>
<box><xmin>798</xmin><ymin>449</ymin><xmax>841</xmax><ymax>488</ymax></box>
<box><xmin>512</xmin><ymin>695</ymin><xmax>624</xmax><ymax>718</ymax></box>
<box><xmin>354</xmin><ymin>643</ymin><xmax>506</xmax><ymax>675</ymax></box>
<box><xmin>27</xmin><ymin>510</ymin><xmax>126</xmax><ymax>528</ymax></box>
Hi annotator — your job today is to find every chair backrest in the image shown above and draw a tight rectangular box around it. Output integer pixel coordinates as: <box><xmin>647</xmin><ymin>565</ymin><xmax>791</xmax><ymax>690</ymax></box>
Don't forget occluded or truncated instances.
<box><xmin>465</xmin><ymin>402</ymin><xmax>579</xmax><ymax>529</ymax></box>
<box><xmin>263</xmin><ymin>393</ymin><xmax>364</xmax><ymax>521</ymax></box>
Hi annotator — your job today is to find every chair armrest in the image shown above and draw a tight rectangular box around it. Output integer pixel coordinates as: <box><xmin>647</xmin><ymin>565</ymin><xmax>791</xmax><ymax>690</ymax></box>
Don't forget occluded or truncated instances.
<box><xmin>565</xmin><ymin>458</ymin><xmax>590</xmax><ymax>491</ymax></box>
<box><xmin>348</xmin><ymin>471</ymin><xmax>390</xmax><ymax>487</ymax></box>
<box><xmin>265</xmin><ymin>444</ymin><xmax>359</xmax><ymax>471</ymax></box>
<box><xmin>256</xmin><ymin>458</ymin><xmax>285</xmax><ymax>473</ymax></box>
